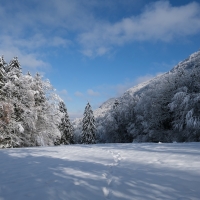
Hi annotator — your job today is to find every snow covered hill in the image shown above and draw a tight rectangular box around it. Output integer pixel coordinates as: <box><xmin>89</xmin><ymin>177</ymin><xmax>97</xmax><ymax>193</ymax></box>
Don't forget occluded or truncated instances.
<box><xmin>95</xmin><ymin>50</ymin><xmax>200</xmax><ymax>119</ymax></box>
<box><xmin>73</xmin><ymin>50</ymin><xmax>200</xmax><ymax>143</ymax></box>
<box><xmin>0</xmin><ymin>143</ymin><xmax>200</xmax><ymax>200</ymax></box>
<box><xmin>171</xmin><ymin>50</ymin><xmax>200</xmax><ymax>73</ymax></box>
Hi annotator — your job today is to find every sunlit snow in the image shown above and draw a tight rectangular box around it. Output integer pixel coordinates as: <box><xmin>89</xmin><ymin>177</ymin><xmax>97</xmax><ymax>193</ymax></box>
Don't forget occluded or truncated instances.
<box><xmin>0</xmin><ymin>143</ymin><xmax>200</xmax><ymax>200</ymax></box>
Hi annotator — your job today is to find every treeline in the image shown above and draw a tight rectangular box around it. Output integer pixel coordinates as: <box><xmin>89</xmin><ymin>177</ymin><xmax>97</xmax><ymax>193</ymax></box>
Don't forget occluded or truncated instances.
<box><xmin>0</xmin><ymin>56</ymin><xmax>97</xmax><ymax>148</ymax></box>
<box><xmin>94</xmin><ymin>52</ymin><xmax>200</xmax><ymax>143</ymax></box>
<box><xmin>2</xmin><ymin>52</ymin><xmax>200</xmax><ymax>147</ymax></box>
<box><xmin>0</xmin><ymin>56</ymin><xmax>74</xmax><ymax>148</ymax></box>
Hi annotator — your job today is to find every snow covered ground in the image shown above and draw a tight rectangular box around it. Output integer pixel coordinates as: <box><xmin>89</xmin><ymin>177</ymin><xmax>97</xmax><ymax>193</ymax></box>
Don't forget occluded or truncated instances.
<box><xmin>0</xmin><ymin>143</ymin><xmax>200</xmax><ymax>200</ymax></box>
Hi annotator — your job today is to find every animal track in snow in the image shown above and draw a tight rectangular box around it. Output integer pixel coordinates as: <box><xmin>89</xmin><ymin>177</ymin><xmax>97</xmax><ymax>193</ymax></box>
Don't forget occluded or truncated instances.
<box><xmin>102</xmin><ymin>150</ymin><xmax>122</xmax><ymax>199</ymax></box>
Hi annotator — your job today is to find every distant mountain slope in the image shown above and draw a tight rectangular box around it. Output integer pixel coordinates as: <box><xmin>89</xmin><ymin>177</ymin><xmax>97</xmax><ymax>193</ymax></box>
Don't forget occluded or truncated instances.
<box><xmin>73</xmin><ymin>50</ymin><xmax>200</xmax><ymax>143</ymax></box>
<box><xmin>171</xmin><ymin>50</ymin><xmax>200</xmax><ymax>73</ymax></box>
<box><xmin>94</xmin><ymin>50</ymin><xmax>200</xmax><ymax>119</ymax></box>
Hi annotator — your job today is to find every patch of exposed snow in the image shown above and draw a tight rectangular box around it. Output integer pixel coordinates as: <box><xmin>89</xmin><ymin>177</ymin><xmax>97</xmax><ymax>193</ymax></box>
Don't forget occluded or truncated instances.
<box><xmin>18</xmin><ymin>124</ymin><xmax>24</xmax><ymax>133</ymax></box>
<box><xmin>0</xmin><ymin>143</ymin><xmax>200</xmax><ymax>200</ymax></box>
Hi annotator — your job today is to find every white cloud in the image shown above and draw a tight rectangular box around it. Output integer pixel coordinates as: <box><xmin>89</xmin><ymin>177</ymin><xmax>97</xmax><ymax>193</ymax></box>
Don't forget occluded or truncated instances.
<box><xmin>1</xmin><ymin>0</ymin><xmax>199</xmax><ymax>60</ymax></box>
<box><xmin>96</xmin><ymin>47</ymin><xmax>111</xmax><ymax>56</ymax></box>
<box><xmin>114</xmin><ymin>82</ymin><xmax>135</xmax><ymax>96</ymax></box>
<box><xmin>0</xmin><ymin>2</ymin><xmax>73</xmax><ymax>71</ymax></box>
<box><xmin>69</xmin><ymin>111</ymin><xmax>83</xmax><ymax>120</ymax></box>
<box><xmin>81</xmin><ymin>49</ymin><xmax>93</xmax><ymax>57</ymax></box>
<box><xmin>135</xmin><ymin>74</ymin><xmax>155</xmax><ymax>85</ymax></box>
<box><xmin>15</xmin><ymin>35</ymin><xmax>71</xmax><ymax>49</ymax></box>
<box><xmin>59</xmin><ymin>89</ymin><xmax>68</xmax><ymax>95</ymax></box>
<box><xmin>0</xmin><ymin>45</ymin><xmax>48</xmax><ymax>72</ymax></box>
<box><xmin>57</xmin><ymin>89</ymin><xmax>72</xmax><ymax>102</ymax></box>
<box><xmin>51</xmin><ymin>37</ymin><xmax>71</xmax><ymax>47</ymax></box>
<box><xmin>74</xmin><ymin>91</ymin><xmax>84</xmax><ymax>97</ymax></box>
<box><xmin>87</xmin><ymin>89</ymin><xmax>100</xmax><ymax>96</ymax></box>
<box><xmin>96</xmin><ymin>73</ymin><xmax>163</xmax><ymax>98</ymax></box>
<box><xmin>0</xmin><ymin>34</ymin><xmax>71</xmax><ymax>73</ymax></box>
<box><xmin>78</xmin><ymin>1</ymin><xmax>200</xmax><ymax>56</ymax></box>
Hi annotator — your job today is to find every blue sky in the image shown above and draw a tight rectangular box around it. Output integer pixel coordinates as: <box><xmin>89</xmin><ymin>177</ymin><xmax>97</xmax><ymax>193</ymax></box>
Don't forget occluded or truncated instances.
<box><xmin>0</xmin><ymin>0</ymin><xmax>200</xmax><ymax>119</ymax></box>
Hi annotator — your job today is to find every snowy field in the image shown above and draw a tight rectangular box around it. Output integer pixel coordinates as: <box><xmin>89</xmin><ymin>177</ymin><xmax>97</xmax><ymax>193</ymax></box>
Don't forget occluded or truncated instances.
<box><xmin>0</xmin><ymin>143</ymin><xmax>200</xmax><ymax>200</ymax></box>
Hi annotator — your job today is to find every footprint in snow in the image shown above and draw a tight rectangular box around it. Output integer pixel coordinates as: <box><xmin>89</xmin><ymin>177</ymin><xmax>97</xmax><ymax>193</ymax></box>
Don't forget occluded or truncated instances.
<box><xmin>102</xmin><ymin>187</ymin><xmax>112</xmax><ymax>199</ymax></box>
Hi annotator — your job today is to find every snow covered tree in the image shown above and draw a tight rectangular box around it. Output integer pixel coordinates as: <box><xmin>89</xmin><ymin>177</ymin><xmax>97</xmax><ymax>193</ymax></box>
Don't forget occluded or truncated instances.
<box><xmin>58</xmin><ymin>101</ymin><xmax>74</xmax><ymax>145</ymax></box>
<box><xmin>33</xmin><ymin>73</ymin><xmax>46</xmax><ymax>107</ymax></box>
<box><xmin>81</xmin><ymin>102</ymin><xmax>96</xmax><ymax>144</ymax></box>
<box><xmin>113</xmin><ymin>99</ymin><xmax>119</xmax><ymax>110</ymax></box>
<box><xmin>0</xmin><ymin>56</ymin><xmax>7</xmax><ymax>91</ymax></box>
<box><xmin>0</xmin><ymin>56</ymin><xmax>63</xmax><ymax>148</ymax></box>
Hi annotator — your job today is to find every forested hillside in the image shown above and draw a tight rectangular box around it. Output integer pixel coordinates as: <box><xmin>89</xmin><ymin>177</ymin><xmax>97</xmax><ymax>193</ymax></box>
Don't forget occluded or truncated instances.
<box><xmin>1</xmin><ymin>50</ymin><xmax>200</xmax><ymax>148</ymax></box>
<box><xmin>0</xmin><ymin>56</ymin><xmax>68</xmax><ymax>148</ymax></box>
<box><xmin>74</xmin><ymin>50</ymin><xmax>200</xmax><ymax>143</ymax></box>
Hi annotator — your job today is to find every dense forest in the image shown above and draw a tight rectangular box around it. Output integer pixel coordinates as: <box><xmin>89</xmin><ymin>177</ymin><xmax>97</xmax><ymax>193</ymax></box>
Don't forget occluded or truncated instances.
<box><xmin>0</xmin><ymin>56</ymin><xmax>74</xmax><ymax>148</ymax></box>
<box><xmin>74</xmin><ymin>50</ymin><xmax>200</xmax><ymax>143</ymax></box>
<box><xmin>1</xmin><ymin>50</ymin><xmax>200</xmax><ymax>148</ymax></box>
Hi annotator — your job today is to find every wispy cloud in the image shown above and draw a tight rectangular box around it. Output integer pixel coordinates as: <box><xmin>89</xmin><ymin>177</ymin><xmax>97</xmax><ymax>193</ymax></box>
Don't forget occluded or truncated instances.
<box><xmin>0</xmin><ymin>1</ymin><xmax>73</xmax><ymax>71</ymax></box>
<box><xmin>74</xmin><ymin>91</ymin><xmax>84</xmax><ymax>97</ymax></box>
<box><xmin>135</xmin><ymin>74</ymin><xmax>156</xmax><ymax>85</ymax></box>
<box><xmin>78</xmin><ymin>1</ymin><xmax>200</xmax><ymax>57</ymax></box>
<box><xmin>1</xmin><ymin>1</ymin><xmax>199</xmax><ymax>60</ymax></box>
<box><xmin>95</xmin><ymin>72</ymin><xmax>163</xmax><ymax>98</ymax></box>
<box><xmin>0</xmin><ymin>45</ymin><xmax>48</xmax><ymax>73</ymax></box>
<box><xmin>0</xmin><ymin>34</ymin><xmax>71</xmax><ymax>71</ymax></box>
<box><xmin>87</xmin><ymin>89</ymin><xmax>100</xmax><ymax>96</ymax></box>
<box><xmin>12</xmin><ymin>35</ymin><xmax>71</xmax><ymax>49</ymax></box>
<box><xmin>57</xmin><ymin>89</ymin><xmax>72</xmax><ymax>102</ymax></box>
<box><xmin>69</xmin><ymin>111</ymin><xmax>83</xmax><ymax>120</ymax></box>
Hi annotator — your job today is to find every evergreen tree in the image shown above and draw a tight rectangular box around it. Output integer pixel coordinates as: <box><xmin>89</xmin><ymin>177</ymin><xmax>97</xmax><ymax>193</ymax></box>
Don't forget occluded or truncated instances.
<box><xmin>0</xmin><ymin>56</ymin><xmax>7</xmax><ymax>90</ymax></box>
<box><xmin>0</xmin><ymin>56</ymin><xmax>63</xmax><ymax>148</ymax></box>
<box><xmin>58</xmin><ymin>101</ymin><xmax>74</xmax><ymax>144</ymax></box>
<box><xmin>34</xmin><ymin>73</ymin><xmax>46</xmax><ymax>107</ymax></box>
<box><xmin>81</xmin><ymin>102</ymin><xmax>96</xmax><ymax>144</ymax></box>
<box><xmin>0</xmin><ymin>57</ymin><xmax>24</xmax><ymax>148</ymax></box>
<box><xmin>112</xmin><ymin>99</ymin><xmax>120</xmax><ymax>122</ymax></box>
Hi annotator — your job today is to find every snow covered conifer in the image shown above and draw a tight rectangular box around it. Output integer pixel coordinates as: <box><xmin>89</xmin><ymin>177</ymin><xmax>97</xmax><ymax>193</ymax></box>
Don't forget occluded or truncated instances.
<box><xmin>7</xmin><ymin>57</ymin><xmax>22</xmax><ymax>80</ymax></box>
<box><xmin>59</xmin><ymin>101</ymin><xmax>67</xmax><ymax>114</ymax></box>
<box><xmin>0</xmin><ymin>56</ymin><xmax>64</xmax><ymax>148</ymax></box>
<box><xmin>58</xmin><ymin>101</ymin><xmax>74</xmax><ymax>144</ymax></box>
<box><xmin>81</xmin><ymin>102</ymin><xmax>96</xmax><ymax>144</ymax></box>
<box><xmin>0</xmin><ymin>56</ymin><xmax>7</xmax><ymax>89</ymax></box>
<box><xmin>34</xmin><ymin>73</ymin><xmax>46</xmax><ymax>107</ymax></box>
<box><xmin>113</xmin><ymin>99</ymin><xmax>119</xmax><ymax>109</ymax></box>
